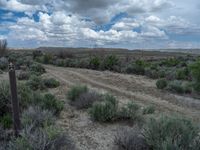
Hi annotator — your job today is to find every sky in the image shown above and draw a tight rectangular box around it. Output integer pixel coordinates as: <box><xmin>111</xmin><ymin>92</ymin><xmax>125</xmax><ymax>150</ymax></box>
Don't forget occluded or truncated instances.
<box><xmin>0</xmin><ymin>0</ymin><xmax>200</xmax><ymax>49</ymax></box>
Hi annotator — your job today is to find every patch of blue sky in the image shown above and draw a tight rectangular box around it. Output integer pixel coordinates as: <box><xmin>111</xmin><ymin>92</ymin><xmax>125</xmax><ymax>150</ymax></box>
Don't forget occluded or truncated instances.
<box><xmin>0</xmin><ymin>8</ymin><xmax>25</xmax><ymax>22</ymax></box>
<box><xmin>169</xmin><ymin>33</ymin><xmax>200</xmax><ymax>42</ymax></box>
<box><xmin>94</xmin><ymin>12</ymin><xmax>128</xmax><ymax>32</ymax></box>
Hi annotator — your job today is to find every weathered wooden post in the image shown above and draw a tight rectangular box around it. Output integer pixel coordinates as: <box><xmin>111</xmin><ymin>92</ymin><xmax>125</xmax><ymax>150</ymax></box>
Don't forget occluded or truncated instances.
<box><xmin>9</xmin><ymin>62</ymin><xmax>21</xmax><ymax>136</ymax></box>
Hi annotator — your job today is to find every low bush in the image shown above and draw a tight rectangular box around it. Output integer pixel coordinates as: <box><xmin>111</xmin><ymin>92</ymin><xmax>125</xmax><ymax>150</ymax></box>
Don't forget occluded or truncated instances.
<box><xmin>0</xmin><ymin>57</ymin><xmax>8</xmax><ymax>70</ymax></box>
<box><xmin>142</xmin><ymin>105</ymin><xmax>155</xmax><ymax>115</ymax></box>
<box><xmin>89</xmin><ymin>94</ymin><xmax>118</xmax><ymax>122</ymax></box>
<box><xmin>190</xmin><ymin>59</ymin><xmax>200</xmax><ymax>82</ymax></box>
<box><xmin>52</xmin><ymin>59</ymin><xmax>65</xmax><ymax>67</ymax></box>
<box><xmin>17</xmin><ymin>71</ymin><xmax>30</xmax><ymax>80</ymax></box>
<box><xmin>26</xmin><ymin>75</ymin><xmax>46</xmax><ymax>91</ymax></box>
<box><xmin>0</xmin><ymin>81</ymin><xmax>36</xmax><ymax>116</ymax></box>
<box><xmin>0</xmin><ymin>125</ymin><xmax>10</xmax><ymax>149</ymax></box>
<box><xmin>145</xmin><ymin>68</ymin><xmax>160</xmax><ymax>79</ymax></box>
<box><xmin>165</xmin><ymin>70</ymin><xmax>176</xmax><ymax>80</ymax></box>
<box><xmin>0</xmin><ymin>69</ymin><xmax>3</xmax><ymax>74</ymax></box>
<box><xmin>156</xmin><ymin>79</ymin><xmax>167</xmax><ymax>89</ymax></box>
<box><xmin>0</xmin><ymin>81</ymin><xmax>11</xmax><ymax>116</ymax></box>
<box><xmin>22</xmin><ymin>106</ymin><xmax>55</xmax><ymax>129</ymax></box>
<box><xmin>15</xmin><ymin>57</ymin><xmax>32</xmax><ymax>70</ymax></box>
<box><xmin>143</xmin><ymin>116</ymin><xmax>200</xmax><ymax>150</ymax></box>
<box><xmin>70</xmin><ymin>91</ymin><xmax>102</xmax><ymax>109</ymax></box>
<box><xmin>67</xmin><ymin>85</ymin><xmax>88</xmax><ymax>101</ymax></box>
<box><xmin>89</xmin><ymin>56</ymin><xmax>101</xmax><ymax>70</ymax></box>
<box><xmin>168</xmin><ymin>80</ymin><xmax>184</xmax><ymax>94</ymax></box>
<box><xmin>17</xmin><ymin>83</ymin><xmax>34</xmax><ymax>110</ymax></box>
<box><xmin>193</xmin><ymin>82</ymin><xmax>200</xmax><ymax>93</ymax></box>
<box><xmin>114</xmin><ymin>127</ymin><xmax>149</xmax><ymax>150</ymax></box>
<box><xmin>43</xmin><ymin>53</ymin><xmax>53</xmax><ymax>64</ymax></box>
<box><xmin>29</xmin><ymin>63</ymin><xmax>45</xmax><ymax>76</ymax></box>
<box><xmin>182</xmin><ymin>82</ymin><xmax>193</xmax><ymax>94</ymax></box>
<box><xmin>77</xmin><ymin>58</ymin><xmax>90</xmax><ymax>68</ymax></box>
<box><xmin>176</xmin><ymin>68</ymin><xmax>189</xmax><ymax>80</ymax></box>
<box><xmin>57</xmin><ymin>51</ymin><xmax>75</xmax><ymax>59</ymax></box>
<box><xmin>125</xmin><ymin>60</ymin><xmax>146</xmax><ymax>75</ymax></box>
<box><xmin>9</xmin><ymin>125</ymin><xmax>76</xmax><ymax>150</ymax></box>
<box><xmin>43</xmin><ymin>78</ymin><xmax>60</xmax><ymax>88</ymax></box>
<box><xmin>101</xmin><ymin>55</ymin><xmax>119</xmax><ymax>71</ymax></box>
<box><xmin>0</xmin><ymin>114</ymin><xmax>12</xmax><ymax>129</ymax></box>
<box><xmin>40</xmin><ymin>94</ymin><xmax>64</xmax><ymax>115</ymax></box>
<box><xmin>32</xmin><ymin>50</ymin><xmax>43</xmax><ymax>59</ymax></box>
<box><xmin>117</xmin><ymin>102</ymin><xmax>142</xmax><ymax>123</ymax></box>
<box><xmin>161</xmin><ymin>58</ymin><xmax>180</xmax><ymax>67</ymax></box>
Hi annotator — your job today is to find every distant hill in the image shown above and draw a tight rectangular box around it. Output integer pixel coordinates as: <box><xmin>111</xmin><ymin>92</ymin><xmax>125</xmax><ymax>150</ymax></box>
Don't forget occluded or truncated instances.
<box><xmin>36</xmin><ymin>47</ymin><xmax>129</xmax><ymax>53</ymax></box>
<box><xmin>36</xmin><ymin>47</ymin><xmax>200</xmax><ymax>54</ymax></box>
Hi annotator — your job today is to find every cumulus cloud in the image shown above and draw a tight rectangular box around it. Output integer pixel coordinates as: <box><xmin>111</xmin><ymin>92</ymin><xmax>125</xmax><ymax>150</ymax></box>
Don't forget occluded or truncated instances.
<box><xmin>0</xmin><ymin>0</ymin><xmax>200</xmax><ymax>49</ymax></box>
<box><xmin>1</xmin><ymin>0</ymin><xmax>173</xmax><ymax>24</ymax></box>
<box><xmin>0</xmin><ymin>0</ymin><xmax>40</xmax><ymax>15</ymax></box>
<box><xmin>112</xmin><ymin>18</ymin><xmax>140</xmax><ymax>31</ymax></box>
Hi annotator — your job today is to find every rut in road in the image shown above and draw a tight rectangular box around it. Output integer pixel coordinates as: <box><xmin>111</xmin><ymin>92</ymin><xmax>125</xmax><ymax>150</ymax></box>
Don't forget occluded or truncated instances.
<box><xmin>44</xmin><ymin>65</ymin><xmax>200</xmax><ymax>121</ymax></box>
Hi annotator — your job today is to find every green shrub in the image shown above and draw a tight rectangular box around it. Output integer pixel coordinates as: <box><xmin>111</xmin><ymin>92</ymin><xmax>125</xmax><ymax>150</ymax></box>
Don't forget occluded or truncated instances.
<box><xmin>114</xmin><ymin>127</ymin><xmax>149</xmax><ymax>150</ymax></box>
<box><xmin>17</xmin><ymin>83</ymin><xmax>34</xmax><ymax>109</ymax></box>
<box><xmin>41</xmin><ymin>94</ymin><xmax>64</xmax><ymax>115</ymax></box>
<box><xmin>32</xmin><ymin>50</ymin><xmax>43</xmax><ymax>59</ymax></box>
<box><xmin>165</xmin><ymin>70</ymin><xmax>176</xmax><ymax>80</ymax></box>
<box><xmin>190</xmin><ymin>60</ymin><xmax>200</xmax><ymax>92</ymax></box>
<box><xmin>9</xmin><ymin>126</ymin><xmax>76</xmax><ymax>150</ymax></box>
<box><xmin>117</xmin><ymin>102</ymin><xmax>142</xmax><ymax>123</ymax></box>
<box><xmin>143</xmin><ymin>105</ymin><xmax>155</xmax><ymax>115</ymax></box>
<box><xmin>182</xmin><ymin>82</ymin><xmax>193</xmax><ymax>94</ymax></box>
<box><xmin>57</xmin><ymin>51</ymin><xmax>75</xmax><ymax>59</ymax></box>
<box><xmin>0</xmin><ymin>57</ymin><xmax>8</xmax><ymax>70</ymax></box>
<box><xmin>126</xmin><ymin>60</ymin><xmax>146</xmax><ymax>75</ymax></box>
<box><xmin>67</xmin><ymin>85</ymin><xmax>88</xmax><ymax>101</ymax></box>
<box><xmin>0</xmin><ymin>125</ymin><xmax>10</xmax><ymax>148</ymax></box>
<box><xmin>52</xmin><ymin>59</ymin><xmax>65</xmax><ymax>67</ymax></box>
<box><xmin>190</xmin><ymin>59</ymin><xmax>200</xmax><ymax>81</ymax></box>
<box><xmin>161</xmin><ymin>58</ymin><xmax>180</xmax><ymax>67</ymax></box>
<box><xmin>156</xmin><ymin>79</ymin><xmax>167</xmax><ymax>89</ymax></box>
<box><xmin>89</xmin><ymin>56</ymin><xmax>101</xmax><ymax>69</ymax></box>
<box><xmin>145</xmin><ymin>68</ymin><xmax>159</xmax><ymax>79</ymax></box>
<box><xmin>89</xmin><ymin>94</ymin><xmax>118</xmax><ymax>122</ymax></box>
<box><xmin>0</xmin><ymin>82</ymin><xmax>35</xmax><ymax>115</ymax></box>
<box><xmin>143</xmin><ymin>116</ymin><xmax>199</xmax><ymax>150</ymax></box>
<box><xmin>176</xmin><ymin>68</ymin><xmax>189</xmax><ymax>80</ymax></box>
<box><xmin>22</xmin><ymin>106</ymin><xmax>55</xmax><ymax>129</ymax></box>
<box><xmin>168</xmin><ymin>80</ymin><xmax>184</xmax><ymax>94</ymax></box>
<box><xmin>0</xmin><ymin>114</ymin><xmax>12</xmax><ymax>129</ymax></box>
<box><xmin>26</xmin><ymin>75</ymin><xmax>46</xmax><ymax>91</ymax></box>
<box><xmin>43</xmin><ymin>53</ymin><xmax>53</xmax><ymax>64</ymax></box>
<box><xmin>0</xmin><ymin>81</ymin><xmax>11</xmax><ymax>116</ymax></box>
<box><xmin>101</xmin><ymin>55</ymin><xmax>119</xmax><ymax>70</ymax></box>
<box><xmin>15</xmin><ymin>57</ymin><xmax>33</xmax><ymax>69</ymax></box>
<box><xmin>29</xmin><ymin>63</ymin><xmax>45</xmax><ymax>75</ymax></box>
<box><xmin>77</xmin><ymin>58</ymin><xmax>90</xmax><ymax>68</ymax></box>
<box><xmin>70</xmin><ymin>91</ymin><xmax>102</xmax><ymax>109</ymax></box>
<box><xmin>43</xmin><ymin>78</ymin><xmax>60</xmax><ymax>88</ymax></box>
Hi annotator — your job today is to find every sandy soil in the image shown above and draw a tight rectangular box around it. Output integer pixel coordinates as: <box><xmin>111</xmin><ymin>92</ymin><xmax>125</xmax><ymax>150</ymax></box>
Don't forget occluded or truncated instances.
<box><xmin>43</xmin><ymin>65</ymin><xmax>200</xmax><ymax>150</ymax></box>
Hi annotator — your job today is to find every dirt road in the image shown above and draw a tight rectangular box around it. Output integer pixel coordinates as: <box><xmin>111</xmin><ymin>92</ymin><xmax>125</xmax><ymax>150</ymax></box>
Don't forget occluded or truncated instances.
<box><xmin>44</xmin><ymin>65</ymin><xmax>200</xmax><ymax>150</ymax></box>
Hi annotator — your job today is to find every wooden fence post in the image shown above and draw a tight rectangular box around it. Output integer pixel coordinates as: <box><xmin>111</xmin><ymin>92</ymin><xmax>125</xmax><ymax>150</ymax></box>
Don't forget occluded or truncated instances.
<box><xmin>9</xmin><ymin>63</ymin><xmax>21</xmax><ymax>136</ymax></box>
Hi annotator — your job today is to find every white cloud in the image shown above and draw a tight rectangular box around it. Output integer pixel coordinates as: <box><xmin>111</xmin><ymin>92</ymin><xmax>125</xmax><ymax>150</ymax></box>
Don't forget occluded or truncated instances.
<box><xmin>0</xmin><ymin>0</ymin><xmax>39</xmax><ymax>15</ymax></box>
<box><xmin>1</xmin><ymin>0</ymin><xmax>200</xmax><ymax>49</ymax></box>
<box><xmin>112</xmin><ymin>18</ymin><xmax>140</xmax><ymax>31</ymax></box>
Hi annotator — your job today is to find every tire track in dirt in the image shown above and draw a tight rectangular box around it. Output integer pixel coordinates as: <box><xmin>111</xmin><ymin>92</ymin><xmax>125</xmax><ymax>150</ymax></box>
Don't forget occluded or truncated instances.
<box><xmin>45</xmin><ymin>65</ymin><xmax>200</xmax><ymax>121</ymax></box>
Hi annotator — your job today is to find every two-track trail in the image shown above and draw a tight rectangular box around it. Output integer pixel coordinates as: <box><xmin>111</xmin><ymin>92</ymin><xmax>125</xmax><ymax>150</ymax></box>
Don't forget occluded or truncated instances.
<box><xmin>44</xmin><ymin>65</ymin><xmax>200</xmax><ymax>150</ymax></box>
